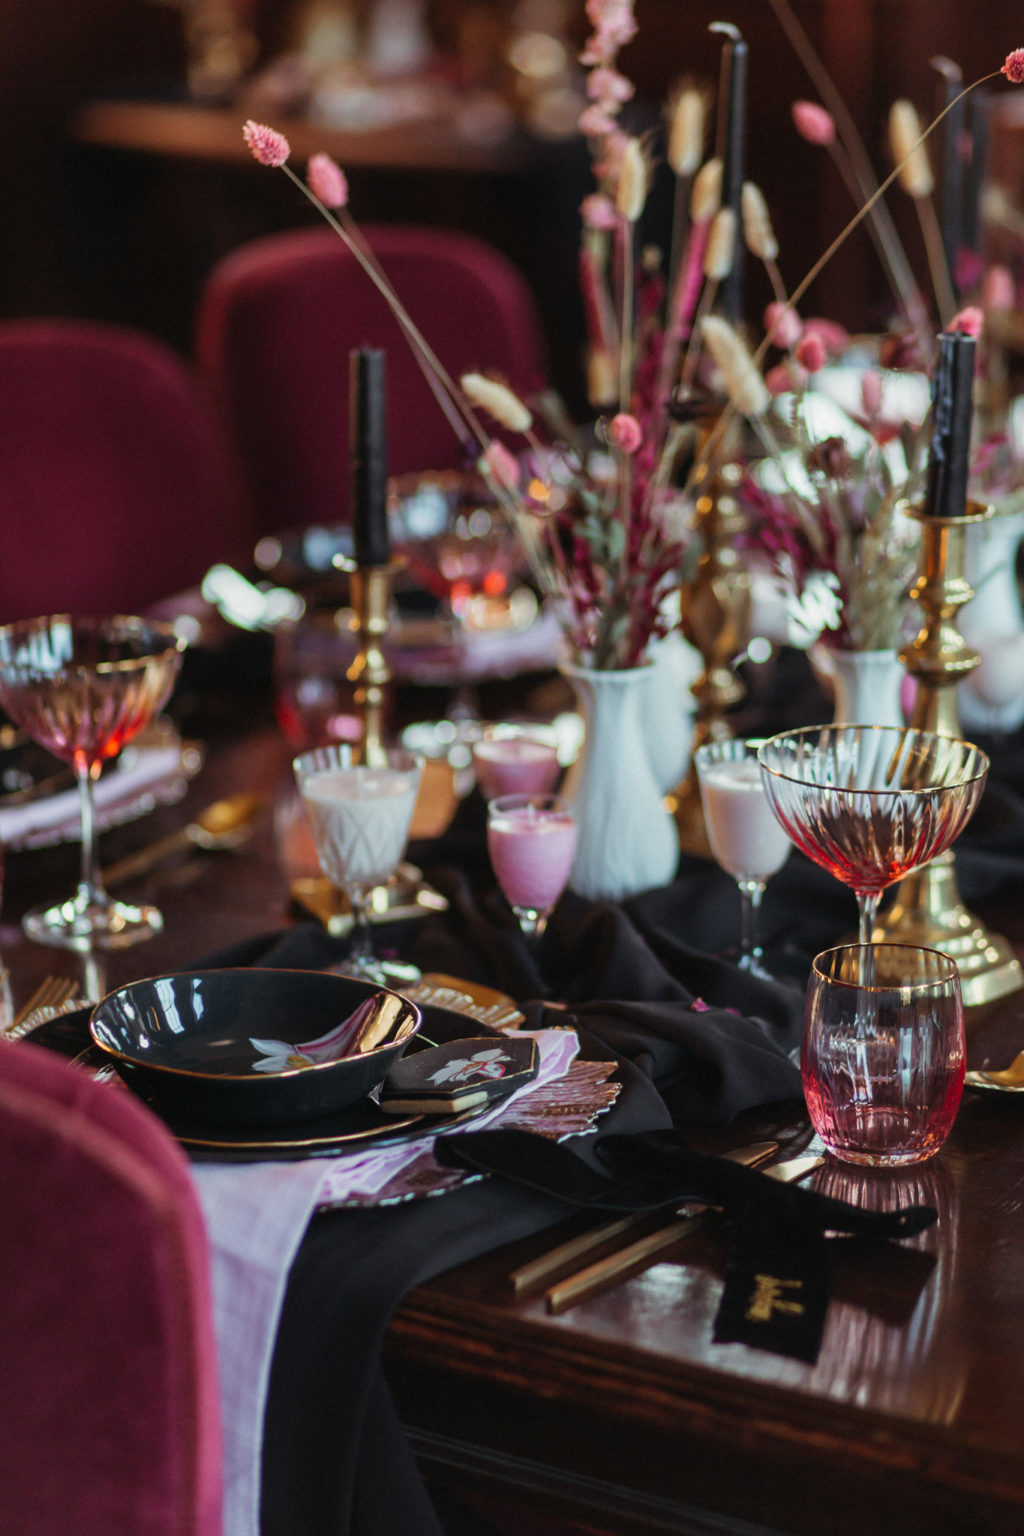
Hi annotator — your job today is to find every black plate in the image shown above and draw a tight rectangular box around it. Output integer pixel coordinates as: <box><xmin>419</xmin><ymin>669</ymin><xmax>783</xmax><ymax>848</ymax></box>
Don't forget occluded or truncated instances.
<box><xmin>26</xmin><ymin>1001</ymin><xmax>506</xmax><ymax>1161</ymax></box>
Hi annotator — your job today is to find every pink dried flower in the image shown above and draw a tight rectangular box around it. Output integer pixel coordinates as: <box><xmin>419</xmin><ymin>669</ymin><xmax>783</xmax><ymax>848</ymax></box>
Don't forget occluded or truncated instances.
<box><xmin>764</xmin><ymin>301</ymin><xmax>802</xmax><ymax>350</ymax></box>
<box><xmin>609</xmin><ymin>412</ymin><xmax>643</xmax><ymax>453</ymax></box>
<box><xmin>791</xmin><ymin>101</ymin><xmax>836</xmax><ymax>146</ymax></box>
<box><xmin>949</xmin><ymin>305</ymin><xmax>984</xmax><ymax>336</ymax></box>
<box><xmin>580</xmin><ymin>193</ymin><xmax>618</xmax><ymax>231</ymax></box>
<box><xmin>860</xmin><ymin>370</ymin><xmax>883</xmax><ymax>417</ymax></box>
<box><xmin>690</xmin><ymin>997</ymin><xmax>710</xmax><ymax>1012</ymax></box>
<box><xmin>586</xmin><ymin>67</ymin><xmax>634</xmax><ymax>107</ymax></box>
<box><xmin>307</xmin><ymin>153</ymin><xmax>348</xmax><ymax>209</ymax></box>
<box><xmin>795</xmin><ymin>332</ymin><xmax>827</xmax><ymax>372</ymax></box>
<box><xmin>955</xmin><ymin>249</ymin><xmax>985</xmax><ymax>292</ymax></box>
<box><xmin>579</xmin><ymin>103</ymin><xmax>618</xmax><ymax>138</ymax></box>
<box><xmin>765</xmin><ymin>361</ymin><xmax>798</xmax><ymax>395</ymax></box>
<box><xmin>983</xmin><ymin>263</ymin><xmax>1016</xmax><ymax>311</ymax></box>
<box><xmin>1002</xmin><ymin>48</ymin><xmax>1024</xmax><ymax>84</ymax></box>
<box><xmin>802</xmin><ymin>317</ymin><xmax>849</xmax><ymax>355</ymax></box>
<box><xmin>481</xmin><ymin>441</ymin><xmax>521</xmax><ymax>491</ymax></box>
<box><xmin>242</xmin><ymin>119</ymin><xmax>290</xmax><ymax>168</ymax></box>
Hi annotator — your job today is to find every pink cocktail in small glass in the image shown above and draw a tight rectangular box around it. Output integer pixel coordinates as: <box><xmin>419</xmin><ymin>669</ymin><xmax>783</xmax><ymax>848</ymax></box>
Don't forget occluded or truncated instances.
<box><xmin>487</xmin><ymin>793</ymin><xmax>576</xmax><ymax>940</ymax></box>
<box><xmin>473</xmin><ymin>726</ymin><xmax>560</xmax><ymax>801</ymax></box>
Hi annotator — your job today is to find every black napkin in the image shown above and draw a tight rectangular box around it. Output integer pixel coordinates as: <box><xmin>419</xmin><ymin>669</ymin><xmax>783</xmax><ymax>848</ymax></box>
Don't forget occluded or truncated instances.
<box><xmin>436</xmin><ymin>1127</ymin><xmax>937</xmax><ymax>1363</ymax></box>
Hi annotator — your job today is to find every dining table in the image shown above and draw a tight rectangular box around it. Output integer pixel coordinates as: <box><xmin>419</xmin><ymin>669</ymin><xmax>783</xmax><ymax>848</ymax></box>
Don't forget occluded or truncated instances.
<box><xmin>5</xmin><ymin>632</ymin><xmax>1024</xmax><ymax>1536</ymax></box>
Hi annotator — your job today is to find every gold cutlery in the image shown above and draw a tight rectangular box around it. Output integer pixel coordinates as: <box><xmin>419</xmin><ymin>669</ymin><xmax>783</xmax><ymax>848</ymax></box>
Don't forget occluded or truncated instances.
<box><xmin>102</xmin><ymin>792</ymin><xmax>263</xmax><ymax>887</ymax></box>
<box><xmin>543</xmin><ymin>1153</ymin><xmax>825</xmax><ymax>1315</ymax></box>
<box><xmin>965</xmin><ymin>1051</ymin><xmax>1024</xmax><ymax>1091</ymax></box>
<box><xmin>509</xmin><ymin>1141</ymin><xmax>779</xmax><ymax>1296</ymax></box>
<box><xmin>6</xmin><ymin>975</ymin><xmax>80</xmax><ymax>1038</ymax></box>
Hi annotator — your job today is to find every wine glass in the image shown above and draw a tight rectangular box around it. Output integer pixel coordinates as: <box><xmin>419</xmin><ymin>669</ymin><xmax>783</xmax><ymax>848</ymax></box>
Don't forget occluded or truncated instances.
<box><xmin>756</xmin><ymin>725</ymin><xmax>989</xmax><ymax>947</ymax></box>
<box><xmin>293</xmin><ymin>743</ymin><xmax>423</xmax><ymax>982</ymax></box>
<box><xmin>0</xmin><ymin>615</ymin><xmax>185</xmax><ymax>949</ymax></box>
<box><xmin>486</xmin><ymin>792</ymin><xmax>576</xmax><ymax>942</ymax></box>
<box><xmin>695</xmin><ymin>738</ymin><xmax>793</xmax><ymax>976</ymax></box>
<box><xmin>803</xmin><ymin>943</ymin><xmax>965</xmax><ymax>1166</ymax></box>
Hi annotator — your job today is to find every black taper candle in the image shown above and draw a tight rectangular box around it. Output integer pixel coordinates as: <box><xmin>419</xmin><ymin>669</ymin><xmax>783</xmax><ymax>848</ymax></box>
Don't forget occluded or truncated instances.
<box><xmin>350</xmin><ymin>347</ymin><xmax>390</xmax><ymax>567</ymax></box>
<box><xmin>714</xmin><ymin>27</ymin><xmax>747</xmax><ymax>325</ymax></box>
<box><xmin>935</xmin><ymin>61</ymin><xmax>963</xmax><ymax>293</ymax></box>
<box><xmin>962</xmin><ymin>90</ymin><xmax>990</xmax><ymax>257</ymax></box>
<box><xmin>924</xmin><ymin>331</ymin><xmax>975</xmax><ymax>517</ymax></box>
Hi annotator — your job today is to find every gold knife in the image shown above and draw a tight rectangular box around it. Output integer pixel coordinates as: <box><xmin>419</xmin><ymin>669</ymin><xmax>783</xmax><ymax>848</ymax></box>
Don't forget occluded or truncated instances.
<box><xmin>509</xmin><ymin>1141</ymin><xmax>779</xmax><ymax>1295</ymax></box>
<box><xmin>543</xmin><ymin>1153</ymin><xmax>825</xmax><ymax>1315</ymax></box>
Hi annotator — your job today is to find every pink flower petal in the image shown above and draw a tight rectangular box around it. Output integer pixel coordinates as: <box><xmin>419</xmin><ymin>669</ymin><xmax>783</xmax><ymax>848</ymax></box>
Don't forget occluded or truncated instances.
<box><xmin>307</xmin><ymin>152</ymin><xmax>348</xmax><ymax>208</ymax></box>
<box><xmin>1002</xmin><ymin>48</ymin><xmax>1024</xmax><ymax>84</ymax></box>
<box><xmin>242</xmin><ymin>119</ymin><xmax>290</xmax><ymax>168</ymax></box>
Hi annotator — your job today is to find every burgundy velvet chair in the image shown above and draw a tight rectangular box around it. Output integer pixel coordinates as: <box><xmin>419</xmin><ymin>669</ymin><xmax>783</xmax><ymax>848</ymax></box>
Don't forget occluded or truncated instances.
<box><xmin>195</xmin><ymin>224</ymin><xmax>549</xmax><ymax>536</ymax></box>
<box><xmin>0</xmin><ymin>1037</ymin><xmax>222</xmax><ymax>1536</ymax></box>
<box><xmin>0</xmin><ymin>318</ymin><xmax>255</xmax><ymax>623</ymax></box>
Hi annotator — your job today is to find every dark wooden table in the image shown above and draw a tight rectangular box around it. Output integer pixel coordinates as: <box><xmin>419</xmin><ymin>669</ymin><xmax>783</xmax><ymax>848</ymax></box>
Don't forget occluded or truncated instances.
<box><xmin>4</xmin><ymin>708</ymin><xmax>1024</xmax><ymax>1536</ymax></box>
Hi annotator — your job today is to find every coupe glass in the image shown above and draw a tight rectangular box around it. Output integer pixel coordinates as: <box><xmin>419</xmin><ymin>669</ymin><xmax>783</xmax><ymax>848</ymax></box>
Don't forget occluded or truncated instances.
<box><xmin>486</xmin><ymin>792</ymin><xmax>576</xmax><ymax>942</ymax></box>
<box><xmin>803</xmin><ymin>943</ymin><xmax>965</xmax><ymax>1166</ymax></box>
<box><xmin>294</xmin><ymin>743</ymin><xmax>423</xmax><ymax>982</ymax></box>
<box><xmin>695</xmin><ymin>737</ymin><xmax>793</xmax><ymax>976</ymax></box>
<box><xmin>0</xmin><ymin>615</ymin><xmax>184</xmax><ymax>949</ymax></box>
<box><xmin>757</xmin><ymin>725</ymin><xmax>989</xmax><ymax>947</ymax></box>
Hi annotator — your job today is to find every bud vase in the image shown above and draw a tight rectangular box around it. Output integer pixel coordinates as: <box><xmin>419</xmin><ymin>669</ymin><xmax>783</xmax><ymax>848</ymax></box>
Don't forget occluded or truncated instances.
<box><xmin>816</xmin><ymin>645</ymin><xmax>906</xmax><ymax>729</ymax></box>
<box><xmin>561</xmin><ymin>662</ymin><xmax>679</xmax><ymax>902</ymax></box>
<box><xmin>958</xmin><ymin>505</ymin><xmax>1024</xmax><ymax>733</ymax></box>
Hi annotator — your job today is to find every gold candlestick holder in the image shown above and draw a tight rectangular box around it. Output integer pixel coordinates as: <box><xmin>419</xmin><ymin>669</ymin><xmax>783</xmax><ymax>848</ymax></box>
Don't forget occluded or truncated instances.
<box><xmin>874</xmin><ymin>502</ymin><xmax>1022</xmax><ymax>1006</ymax></box>
<box><xmin>672</xmin><ymin>412</ymin><xmax>751</xmax><ymax>855</ymax></box>
<box><xmin>344</xmin><ymin>558</ymin><xmax>402</xmax><ymax>768</ymax></box>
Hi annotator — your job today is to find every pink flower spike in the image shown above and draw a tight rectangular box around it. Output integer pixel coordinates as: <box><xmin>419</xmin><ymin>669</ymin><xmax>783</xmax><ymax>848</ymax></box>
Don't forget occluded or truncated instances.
<box><xmin>609</xmin><ymin>412</ymin><xmax>643</xmax><ymax>453</ymax></box>
<box><xmin>764</xmin><ymin>301</ymin><xmax>802</xmax><ymax>349</ymax></box>
<box><xmin>983</xmin><ymin>263</ymin><xmax>1016</xmax><ymax>311</ymax></box>
<box><xmin>307</xmin><ymin>153</ymin><xmax>348</xmax><ymax>208</ymax></box>
<box><xmin>949</xmin><ymin>305</ymin><xmax>984</xmax><ymax>336</ymax></box>
<box><xmin>1002</xmin><ymin>49</ymin><xmax>1024</xmax><ymax>84</ymax></box>
<box><xmin>860</xmin><ymin>369</ymin><xmax>883</xmax><ymax>417</ymax></box>
<box><xmin>765</xmin><ymin>361</ymin><xmax>796</xmax><ymax>395</ymax></box>
<box><xmin>579</xmin><ymin>103</ymin><xmax>618</xmax><ymax>138</ymax></box>
<box><xmin>481</xmin><ymin>440</ymin><xmax>521</xmax><ymax>491</ymax></box>
<box><xmin>795</xmin><ymin>332</ymin><xmax>827</xmax><ymax>372</ymax></box>
<box><xmin>242</xmin><ymin>119</ymin><xmax>290</xmax><ymax>167</ymax></box>
<box><xmin>580</xmin><ymin>193</ymin><xmax>618</xmax><ymax>231</ymax></box>
<box><xmin>791</xmin><ymin>101</ymin><xmax>835</xmax><ymax>146</ymax></box>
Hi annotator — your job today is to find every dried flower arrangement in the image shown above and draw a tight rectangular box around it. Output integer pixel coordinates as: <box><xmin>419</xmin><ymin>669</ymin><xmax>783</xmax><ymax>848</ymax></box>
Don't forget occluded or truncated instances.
<box><xmin>242</xmin><ymin>17</ymin><xmax>1024</xmax><ymax>666</ymax></box>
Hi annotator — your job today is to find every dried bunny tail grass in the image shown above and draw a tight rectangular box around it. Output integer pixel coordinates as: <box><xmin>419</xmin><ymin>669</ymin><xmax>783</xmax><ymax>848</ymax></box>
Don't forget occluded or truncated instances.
<box><xmin>586</xmin><ymin>347</ymin><xmax>619</xmax><ymax>409</ymax></box>
<box><xmin>690</xmin><ymin>157</ymin><xmax>722</xmax><ymax>221</ymax></box>
<box><xmin>703</xmin><ymin>208</ymin><xmax>737</xmax><ymax>280</ymax></box>
<box><xmin>889</xmin><ymin>100</ymin><xmax>935</xmax><ymax>198</ymax></box>
<box><xmin>667</xmin><ymin>87</ymin><xmax>707</xmax><ymax>176</ymax></box>
<box><xmin>616</xmin><ymin>137</ymin><xmax>650</xmax><ymax>222</ymax></box>
<box><xmin>701</xmin><ymin>315</ymin><xmax>770</xmax><ymax>417</ymax></box>
<box><xmin>460</xmin><ymin>373</ymin><xmax>533</xmax><ymax>433</ymax></box>
<box><xmin>741</xmin><ymin>181</ymin><xmax>779</xmax><ymax>261</ymax></box>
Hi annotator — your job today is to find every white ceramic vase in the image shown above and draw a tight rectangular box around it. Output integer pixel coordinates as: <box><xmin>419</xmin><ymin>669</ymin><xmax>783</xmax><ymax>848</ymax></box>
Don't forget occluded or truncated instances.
<box><xmin>958</xmin><ymin>506</ymin><xmax>1024</xmax><ymax>733</ymax></box>
<box><xmin>561</xmin><ymin>662</ymin><xmax>679</xmax><ymax>902</ymax></box>
<box><xmin>818</xmin><ymin>645</ymin><xmax>906</xmax><ymax>729</ymax></box>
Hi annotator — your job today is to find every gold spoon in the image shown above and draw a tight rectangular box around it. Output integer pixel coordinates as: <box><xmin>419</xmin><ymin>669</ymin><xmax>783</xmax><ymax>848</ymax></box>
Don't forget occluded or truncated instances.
<box><xmin>965</xmin><ymin>1051</ymin><xmax>1024</xmax><ymax>1091</ymax></box>
<box><xmin>103</xmin><ymin>793</ymin><xmax>263</xmax><ymax>887</ymax></box>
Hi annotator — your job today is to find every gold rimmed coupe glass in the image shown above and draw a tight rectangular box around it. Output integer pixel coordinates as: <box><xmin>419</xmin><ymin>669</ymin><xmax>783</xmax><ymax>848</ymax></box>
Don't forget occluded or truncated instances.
<box><xmin>0</xmin><ymin>615</ymin><xmax>185</xmax><ymax>950</ymax></box>
<box><xmin>756</xmin><ymin>725</ymin><xmax>989</xmax><ymax>947</ymax></box>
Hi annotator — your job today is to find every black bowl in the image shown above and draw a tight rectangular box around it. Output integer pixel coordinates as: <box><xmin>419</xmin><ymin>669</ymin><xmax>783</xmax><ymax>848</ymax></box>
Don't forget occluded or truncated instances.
<box><xmin>89</xmin><ymin>968</ymin><xmax>421</xmax><ymax>1127</ymax></box>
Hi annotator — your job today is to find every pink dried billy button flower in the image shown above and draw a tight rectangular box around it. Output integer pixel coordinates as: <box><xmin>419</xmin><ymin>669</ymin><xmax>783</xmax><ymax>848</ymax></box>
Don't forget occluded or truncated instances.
<box><xmin>791</xmin><ymin>101</ymin><xmax>835</xmax><ymax>146</ymax></box>
<box><xmin>609</xmin><ymin>412</ymin><xmax>643</xmax><ymax>453</ymax></box>
<box><xmin>242</xmin><ymin>120</ymin><xmax>290</xmax><ymax>167</ymax></box>
<box><xmin>1002</xmin><ymin>49</ymin><xmax>1024</xmax><ymax>84</ymax></box>
<box><xmin>307</xmin><ymin>153</ymin><xmax>348</xmax><ymax>209</ymax></box>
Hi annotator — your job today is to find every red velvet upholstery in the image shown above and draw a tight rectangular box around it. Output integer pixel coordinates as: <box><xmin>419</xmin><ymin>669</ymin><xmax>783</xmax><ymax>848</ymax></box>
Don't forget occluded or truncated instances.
<box><xmin>195</xmin><ymin>225</ymin><xmax>549</xmax><ymax>536</ymax></box>
<box><xmin>0</xmin><ymin>1039</ymin><xmax>222</xmax><ymax>1536</ymax></box>
<box><xmin>0</xmin><ymin>319</ymin><xmax>254</xmax><ymax>623</ymax></box>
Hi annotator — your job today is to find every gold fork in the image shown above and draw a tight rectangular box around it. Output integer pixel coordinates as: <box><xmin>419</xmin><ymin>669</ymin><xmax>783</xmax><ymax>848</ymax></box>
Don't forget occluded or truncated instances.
<box><xmin>6</xmin><ymin>975</ymin><xmax>80</xmax><ymax>1039</ymax></box>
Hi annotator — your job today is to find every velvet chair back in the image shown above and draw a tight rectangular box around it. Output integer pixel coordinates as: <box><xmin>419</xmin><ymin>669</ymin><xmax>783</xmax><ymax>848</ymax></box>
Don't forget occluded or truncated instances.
<box><xmin>195</xmin><ymin>224</ymin><xmax>548</xmax><ymax>536</ymax></box>
<box><xmin>0</xmin><ymin>319</ymin><xmax>254</xmax><ymax>622</ymax></box>
<box><xmin>0</xmin><ymin>1037</ymin><xmax>222</xmax><ymax>1535</ymax></box>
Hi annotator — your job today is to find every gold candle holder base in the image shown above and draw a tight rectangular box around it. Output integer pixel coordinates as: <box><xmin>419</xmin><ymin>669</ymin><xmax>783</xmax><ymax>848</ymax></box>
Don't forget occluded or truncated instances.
<box><xmin>339</xmin><ymin>557</ymin><xmax>403</xmax><ymax>767</ymax></box>
<box><xmin>874</xmin><ymin>504</ymin><xmax>1022</xmax><ymax>1004</ymax></box>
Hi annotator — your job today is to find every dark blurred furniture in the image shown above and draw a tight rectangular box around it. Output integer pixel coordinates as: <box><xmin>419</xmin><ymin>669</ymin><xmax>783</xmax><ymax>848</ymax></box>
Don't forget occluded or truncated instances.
<box><xmin>0</xmin><ymin>318</ymin><xmax>254</xmax><ymax>621</ymax></box>
<box><xmin>0</xmin><ymin>1035</ymin><xmax>222</xmax><ymax>1536</ymax></box>
<box><xmin>195</xmin><ymin>223</ymin><xmax>548</xmax><ymax>535</ymax></box>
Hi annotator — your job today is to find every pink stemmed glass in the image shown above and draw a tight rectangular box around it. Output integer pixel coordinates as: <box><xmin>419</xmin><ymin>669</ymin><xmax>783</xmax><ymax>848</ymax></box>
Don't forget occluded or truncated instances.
<box><xmin>486</xmin><ymin>793</ymin><xmax>576</xmax><ymax>942</ymax></box>
<box><xmin>757</xmin><ymin>725</ymin><xmax>989</xmax><ymax>947</ymax></box>
<box><xmin>0</xmin><ymin>615</ymin><xmax>184</xmax><ymax>950</ymax></box>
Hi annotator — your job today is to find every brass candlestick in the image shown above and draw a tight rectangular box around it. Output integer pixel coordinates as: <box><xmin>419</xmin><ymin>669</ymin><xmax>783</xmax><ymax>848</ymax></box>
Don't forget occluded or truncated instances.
<box><xmin>874</xmin><ymin>502</ymin><xmax>1022</xmax><ymax>1006</ymax></box>
<box><xmin>344</xmin><ymin>558</ymin><xmax>402</xmax><ymax>768</ymax></box>
<box><xmin>672</xmin><ymin>409</ymin><xmax>751</xmax><ymax>854</ymax></box>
